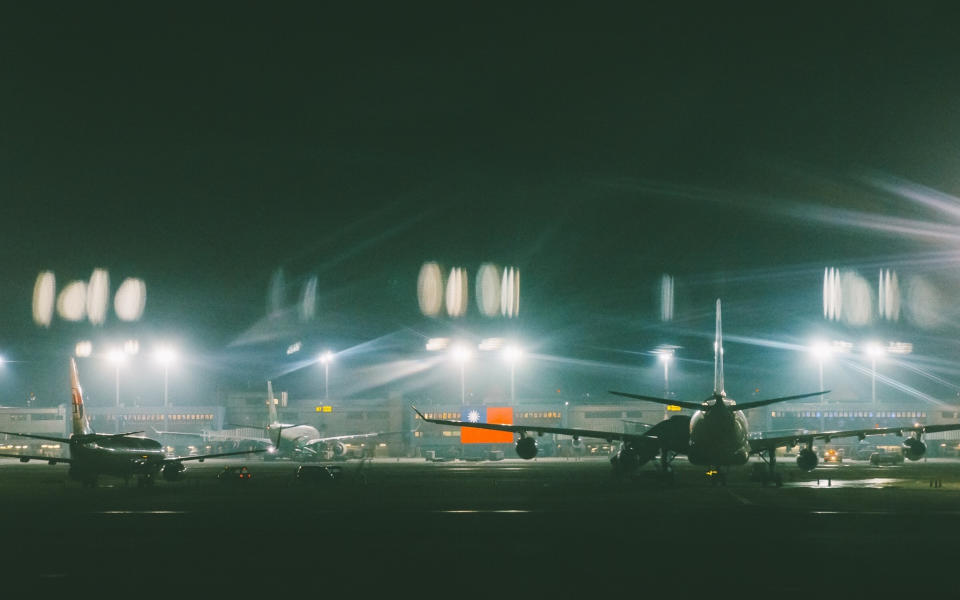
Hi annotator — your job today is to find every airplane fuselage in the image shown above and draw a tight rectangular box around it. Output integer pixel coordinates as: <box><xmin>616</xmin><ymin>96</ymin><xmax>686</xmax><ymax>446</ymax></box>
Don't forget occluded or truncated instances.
<box><xmin>68</xmin><ymin>436</ymin><xmax>167</xmax><ymax>482</ymax></box>
<box><xmin>266</xmin><ymin>423</ymin><xmax>321</xmax><ymax>457</ymax></box>
<box><xmin>686</xmin><ymin>398</ymin><xmax>751</xmax><ymax>467</ymax></box>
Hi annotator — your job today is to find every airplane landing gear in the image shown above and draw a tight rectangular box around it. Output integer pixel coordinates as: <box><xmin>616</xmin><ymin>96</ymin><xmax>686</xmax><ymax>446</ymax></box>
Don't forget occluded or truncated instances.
<box><xmin>757</xmin><ymin>448</ymin><xmax>784</xmax><ymax>487</ymax></box>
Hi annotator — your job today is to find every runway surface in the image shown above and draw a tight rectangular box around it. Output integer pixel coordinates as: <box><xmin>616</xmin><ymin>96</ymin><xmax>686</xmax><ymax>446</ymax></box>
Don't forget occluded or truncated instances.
<box><xmin>4</xmin><ymin>455</ymin><xmax>960</xmax><ymax>594</ymax></box>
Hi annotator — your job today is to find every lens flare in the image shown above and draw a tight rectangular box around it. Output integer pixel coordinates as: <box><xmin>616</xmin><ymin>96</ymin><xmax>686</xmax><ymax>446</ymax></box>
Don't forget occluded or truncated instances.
<box><xmin>417</xmin><ymin>262</ymin><xmax>443</xmax><ymax>317</ymax></box>
<box><xmin>32</xmin><ymin>271</ymin><xmax>55</xmax><ymax>327</ymax></box>
<box><xmin>87</xmin><ymin>268</ymin><xmax>110</xmax><ymax>325</ymax></box>
<box><xmin>57</xmin><ymin>280</ymin><xmax>87</xmax><ymax>322</ymax></box>
<box><xmin>114</xmin><ymin>278</ymin><xmax>146</xmax><ymax>321</ymax></box>
<box><xmin>476</xmin><ymin>263</ymin><xmax>501</xmax><ymax>317</ymax></box>
<box><xmin>445</xmin><ymin>267</ymin><xmax>468</xmax><ymax>317</ymax></box>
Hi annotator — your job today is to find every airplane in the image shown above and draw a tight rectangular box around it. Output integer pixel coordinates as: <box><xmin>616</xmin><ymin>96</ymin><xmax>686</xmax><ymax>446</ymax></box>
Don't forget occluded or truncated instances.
<box><xmin>159</xmin><ymin>381</ymin><xmax>387</xmax><ymax>461</ymax></box>
<box><xmin>0</xmin><ymin>359</ymin><xmax>265</xmax><ymax>487</ymax></box>
<box><xmin>414</xmin><ymin>299</ymin><xmax>960</xmax><ymax>486</ymax></box>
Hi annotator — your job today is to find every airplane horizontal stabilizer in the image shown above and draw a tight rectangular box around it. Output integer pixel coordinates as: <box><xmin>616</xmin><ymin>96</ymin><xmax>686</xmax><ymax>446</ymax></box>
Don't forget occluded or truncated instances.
<box><xmin>733</xmin><ymin>390</ymin><xmax>830</xmax><ymax>410</ymax></box>
<box><xmin>608</xmin><ymin>391</ymin><xmax>703</xmax><ymax>411</ymax></box>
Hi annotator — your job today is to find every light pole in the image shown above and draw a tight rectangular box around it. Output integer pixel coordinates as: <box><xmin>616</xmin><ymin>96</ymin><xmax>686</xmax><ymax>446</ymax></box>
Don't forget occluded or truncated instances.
<box><xmin>319</xmin><ymin>351</ymin><xmax>334</xmax><ymax>400</ymax></box>
<box><xmin>154</xmin><ymin>347</ymin><xmax>177</xmax><ymax>407</ymax></box>
<box><xmin>657</xmin><ymin>349</ymin><xmax>674</xmax><ymax>398</ymax></box>
<box><xmin>503</xmin><ymin>345</ymin><xmax>523</xmax><ymax>403</ymax></box>
<box><xmin>451</xmin><ymin>344</ymin><xmax>472</xmax><ymax>405</ymax></box>
<box><xmin>865</xmin><ymin>343</ymin><xmax>885</xmax><ymax>406</ymax></box>
<box><xmin>107</xmin><ymin>349</ymin><xmax>126</xmax><ymax>407</ymax></box>
<box><xmin>810</xmin><ymin>342</ymin><xmax>831</xmax><ymax>405</ymax></box>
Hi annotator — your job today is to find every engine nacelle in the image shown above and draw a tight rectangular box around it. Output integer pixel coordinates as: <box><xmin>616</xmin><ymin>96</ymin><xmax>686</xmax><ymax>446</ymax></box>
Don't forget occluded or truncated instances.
<box><xmin>902</xmin><ymin>438</ymin><xmax>927</xmax><ymax>461</ymax></box>
<box><xmin>162</xmin><ymin>462</ymin><xmax>187</xmax><ymax>481</ymax></box>
<box><xmin>796</xmin><ymin>448</ymin><xmax>818</xmax><ymax>472</ymax></box>
<box><xmin>516</xmin><ymin>437</ymin><xmax>538</xmax><ymax>460</ymax></box>
<box><xmin>331</xmin><ymin>442</ymin><xmax>347</xmax><ymax>457</ymax></box>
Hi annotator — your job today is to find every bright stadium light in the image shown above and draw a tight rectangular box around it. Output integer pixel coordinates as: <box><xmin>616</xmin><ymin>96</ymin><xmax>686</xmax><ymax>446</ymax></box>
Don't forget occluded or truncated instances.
<box><xmin>451</xmin><ymin>344</ymin><xmax>472</xmax><ymax>404</ymax></box>
<box><xmin>107</xmin><ymin>349</ymin><xmax>127</xmax><ymax>407</ymax></box>
<box><xmin>503</xmin><ymin>345</ymin><xmax>523</xmax><ymax>402</ymax></box>
<box><xmin>154</xmin><ymin>346</ymin><xmax>178</xmax><ymax>407</ymax></box>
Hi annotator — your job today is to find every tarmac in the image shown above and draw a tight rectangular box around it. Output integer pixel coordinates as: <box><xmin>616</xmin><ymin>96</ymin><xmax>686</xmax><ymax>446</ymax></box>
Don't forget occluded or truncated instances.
<box><xmin>3</xmin><ymin>455</ymin><xmax>960</xmax><ymax>595</ymax></box>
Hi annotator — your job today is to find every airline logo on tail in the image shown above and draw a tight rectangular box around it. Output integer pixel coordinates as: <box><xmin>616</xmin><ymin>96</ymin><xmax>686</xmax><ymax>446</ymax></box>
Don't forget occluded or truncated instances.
<box><xmin>70</xmin><ymin>358</ymin><xmax>92</xmax><ymax>436</ymax></box>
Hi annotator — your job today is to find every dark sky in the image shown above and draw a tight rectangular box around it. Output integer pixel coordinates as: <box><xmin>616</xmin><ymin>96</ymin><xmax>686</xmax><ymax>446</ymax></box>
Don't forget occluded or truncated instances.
<box><xmin>3</xmin><ymin>3</ymin><xmax>960</xmax><ymax>406</ymax></box>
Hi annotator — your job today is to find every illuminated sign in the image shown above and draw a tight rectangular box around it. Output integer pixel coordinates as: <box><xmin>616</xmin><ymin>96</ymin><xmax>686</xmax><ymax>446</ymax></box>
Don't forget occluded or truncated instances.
<box><xmin>666</xmin><ymin>405</ymin><xmax>682</xmax><ymax>412</ymax></box>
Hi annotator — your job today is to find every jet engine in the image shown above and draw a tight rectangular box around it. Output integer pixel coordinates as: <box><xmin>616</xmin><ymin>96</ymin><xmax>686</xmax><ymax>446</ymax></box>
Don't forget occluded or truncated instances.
<box><xmin>902</xmin><ymin>437</ymin><xmax>926</xmax><ymax>461</ymax></box>
<box><xmin>162</xmin><ymin>462</ymin><xmax>187</xmax><ymax>481</ymax></box>
<box><xmin>609</xmin><ymin>441</ymin><xmax>655</xmax><ymax>476</ymax></box>
<box><xmin>796</xmin><ymin>448</ymin><xmax>818</xmax><ymax>471</ymax></box>
<box><xmin>516</xmin><ymin>437</ymin><xmax>538</xmax><ymax>459</ymax></box>
<box><xmin>331</xmin><ymin>442</ymin><xmax>347</xmax><ymax>458</ymax></box>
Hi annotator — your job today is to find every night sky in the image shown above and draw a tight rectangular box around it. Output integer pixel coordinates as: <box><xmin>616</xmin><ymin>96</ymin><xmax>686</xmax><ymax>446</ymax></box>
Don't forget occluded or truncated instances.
<box><xmin>3</xmin><ymin>3</ymin><xmax>960</xmax><ymax>408</ymax></box>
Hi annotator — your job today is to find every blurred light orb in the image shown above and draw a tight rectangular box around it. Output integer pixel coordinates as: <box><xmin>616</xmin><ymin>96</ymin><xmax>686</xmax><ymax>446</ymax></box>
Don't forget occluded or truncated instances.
<box><xmin>840</xmin><ymin>270</ymin><xmax>871</xmax><ymax>326</ymax></box>
<box><xmin>445</xmin><ymin>267</ymin><xmax>468</xmax><ymax>317</ymax></box>
<box><xmin>57</xmin><ymin>280</ymin><xmax>88</xmax><ymax>322</ymax></box>
<box><xmin>32</xmin><ymin>271</ymin><xmax>56</xmax><ymax>327</ymax></box>
<box><xmin>878</xmin><ymin>269</ymin><xmax>900</xmax><ymax>322</ymax></box>
<box><xmin>286</xmin><ymin>341</ymin><xmax>302</xmax><ymax>355</ymax></box>
<box><xmin>75</xmin><ymin>341</ymin><xmax>92</xmax><ymax>358</ymax></box>
<box><xmin>476</xmin><ymin>263</ymin><xmax>501</xmax><ymax>317</ymax></box>
<box><xmin>904</xmin><ymin>275</ymin><xmax>943</xmax><ymax>330</ymax></box>
<box><xmin>124</xmin><ymin>339</ymin><xmax>139</xmax><ymax>355</ymax></box>
<box><xmin>86</xmin><ymin>268</ymin><xmax>110</xmax><ymax>326</ymax></box>
<box><xmin>268</xmin><ymin>268</ymin><xmax>286</xmax><ymax>317</ymax></box>
<box><xmin>500</xmin><ymin>267</ymin><xmax>520</xmax><ymax>318</ymax></box>
<box><xmin>823</xmin><ymin>267</ymin><xmax>842</xmax><ymax>321</ymax></box>
<box><xmin>417</xmin><ymin>262</ymin><xmax>444</xmax><ymax>317</ymax></box>
<box><xmin>114</xmin><ymin>278</ymin><xmax>146</xmax><ymax>321</ymax></box>
<box><xmin>300</xmin><ymin>276</ymin><xmax>317</xmax><ymax>322</ymax></box>
<box><xmin>660</xmin><ymin>274</ymin><xmax>674</xmax><ymax>322</ymax></box>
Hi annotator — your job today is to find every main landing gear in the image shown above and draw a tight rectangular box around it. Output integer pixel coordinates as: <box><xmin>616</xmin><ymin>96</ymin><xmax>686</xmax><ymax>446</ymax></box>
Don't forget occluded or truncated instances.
<box><xmin>656</xmin><ymin>449</ymin><xmax>676</xmax><ymax>484</ymax></box>
<box><xmin>755</xmin><ymin>449</ymin><xmax>784</xmax><ymax>487</ymax></box>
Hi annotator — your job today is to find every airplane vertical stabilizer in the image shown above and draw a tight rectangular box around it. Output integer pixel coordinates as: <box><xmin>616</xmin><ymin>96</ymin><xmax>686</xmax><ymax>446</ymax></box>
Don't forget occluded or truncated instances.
<box><xmin>713</xmin><ymin>298</ymin><xmax>725</xmax><ymax>398</ymax></box>
<box><xmin>70</xmin><ymin>358</ymin><xmax>94</xmax><ymax>436</ymax></box>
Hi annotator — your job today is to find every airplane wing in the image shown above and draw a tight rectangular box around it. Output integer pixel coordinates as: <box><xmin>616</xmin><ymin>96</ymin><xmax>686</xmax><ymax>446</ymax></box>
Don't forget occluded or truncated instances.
<box><xmin>300</xmin><ymin>428</ymin><xmax>416</xmax><ymax>447</ymax></box>
<box><xmin>748</xmin><ymin>422</ymin><xmax>960</xmax><ymax>453</ymax></box>
<box><xmin>0</xmin><ymin>452</ymin><xmax>71</xmax><ymax>464</ymax></box>
<box><xmin>164</xmin><ymin>448</ymin><xmax>268</xmax><ymax>463</ymax></box>
<box><xmin>412</xmin><ymin>406</ymin><xmax>655</xmax><ymax>444</ymax></box>
<box><xmin>0</xmin><ymin>430</ymin><xmax>71</xmax><ymax>443</ymax></box>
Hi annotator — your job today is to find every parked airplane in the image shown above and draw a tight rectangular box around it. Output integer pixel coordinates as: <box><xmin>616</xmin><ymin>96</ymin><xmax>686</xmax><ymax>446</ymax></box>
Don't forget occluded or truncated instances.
<box><xmin>262</xmin><ymin>381</ymin><xmax>384</xmax><ymax>459</ymax></box>
<box><xmin>0</xmin><ymin>359</ymin><xmax>264</xmax><ymax>487</ymax></box>
<box><xmin>160</xmin><ymin>381</ymin><xmax>386</xmax><ymax>460</ymax></box>
<box><xmin>414</xmin><ymin>299</ymin><xmax>960</xmax><ymax>485</ymax></box>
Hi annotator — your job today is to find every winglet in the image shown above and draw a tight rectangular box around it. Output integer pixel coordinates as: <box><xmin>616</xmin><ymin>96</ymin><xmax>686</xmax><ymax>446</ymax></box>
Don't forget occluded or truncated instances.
<box><xmin>411</xmin><ymin>405</ymin><xmax>426</xmax><ymax>420</ymax></box>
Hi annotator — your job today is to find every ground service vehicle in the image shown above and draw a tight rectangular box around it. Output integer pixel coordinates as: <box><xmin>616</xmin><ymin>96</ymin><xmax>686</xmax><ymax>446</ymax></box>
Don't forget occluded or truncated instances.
<box><xmin>218</xmin><ymin>465</ymin><xmax>252</xmax><ymax>482</ymax></box>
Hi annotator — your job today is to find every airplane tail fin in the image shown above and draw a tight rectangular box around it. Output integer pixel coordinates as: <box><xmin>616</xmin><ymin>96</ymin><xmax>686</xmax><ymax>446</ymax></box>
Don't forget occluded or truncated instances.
<box><xmin>70</xmin><ymin>358</ymin><xmax>94</xmax><ymax>436</ymax></box>
<box><xmin>713</xmin><ymin>298</ymin><xmax>725</xmax><ymax>399</ymax></box>
<box><xmin>267</xmin><ymin>381</ymin><xmax>278</xmax><ymax>426</ymax></box>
